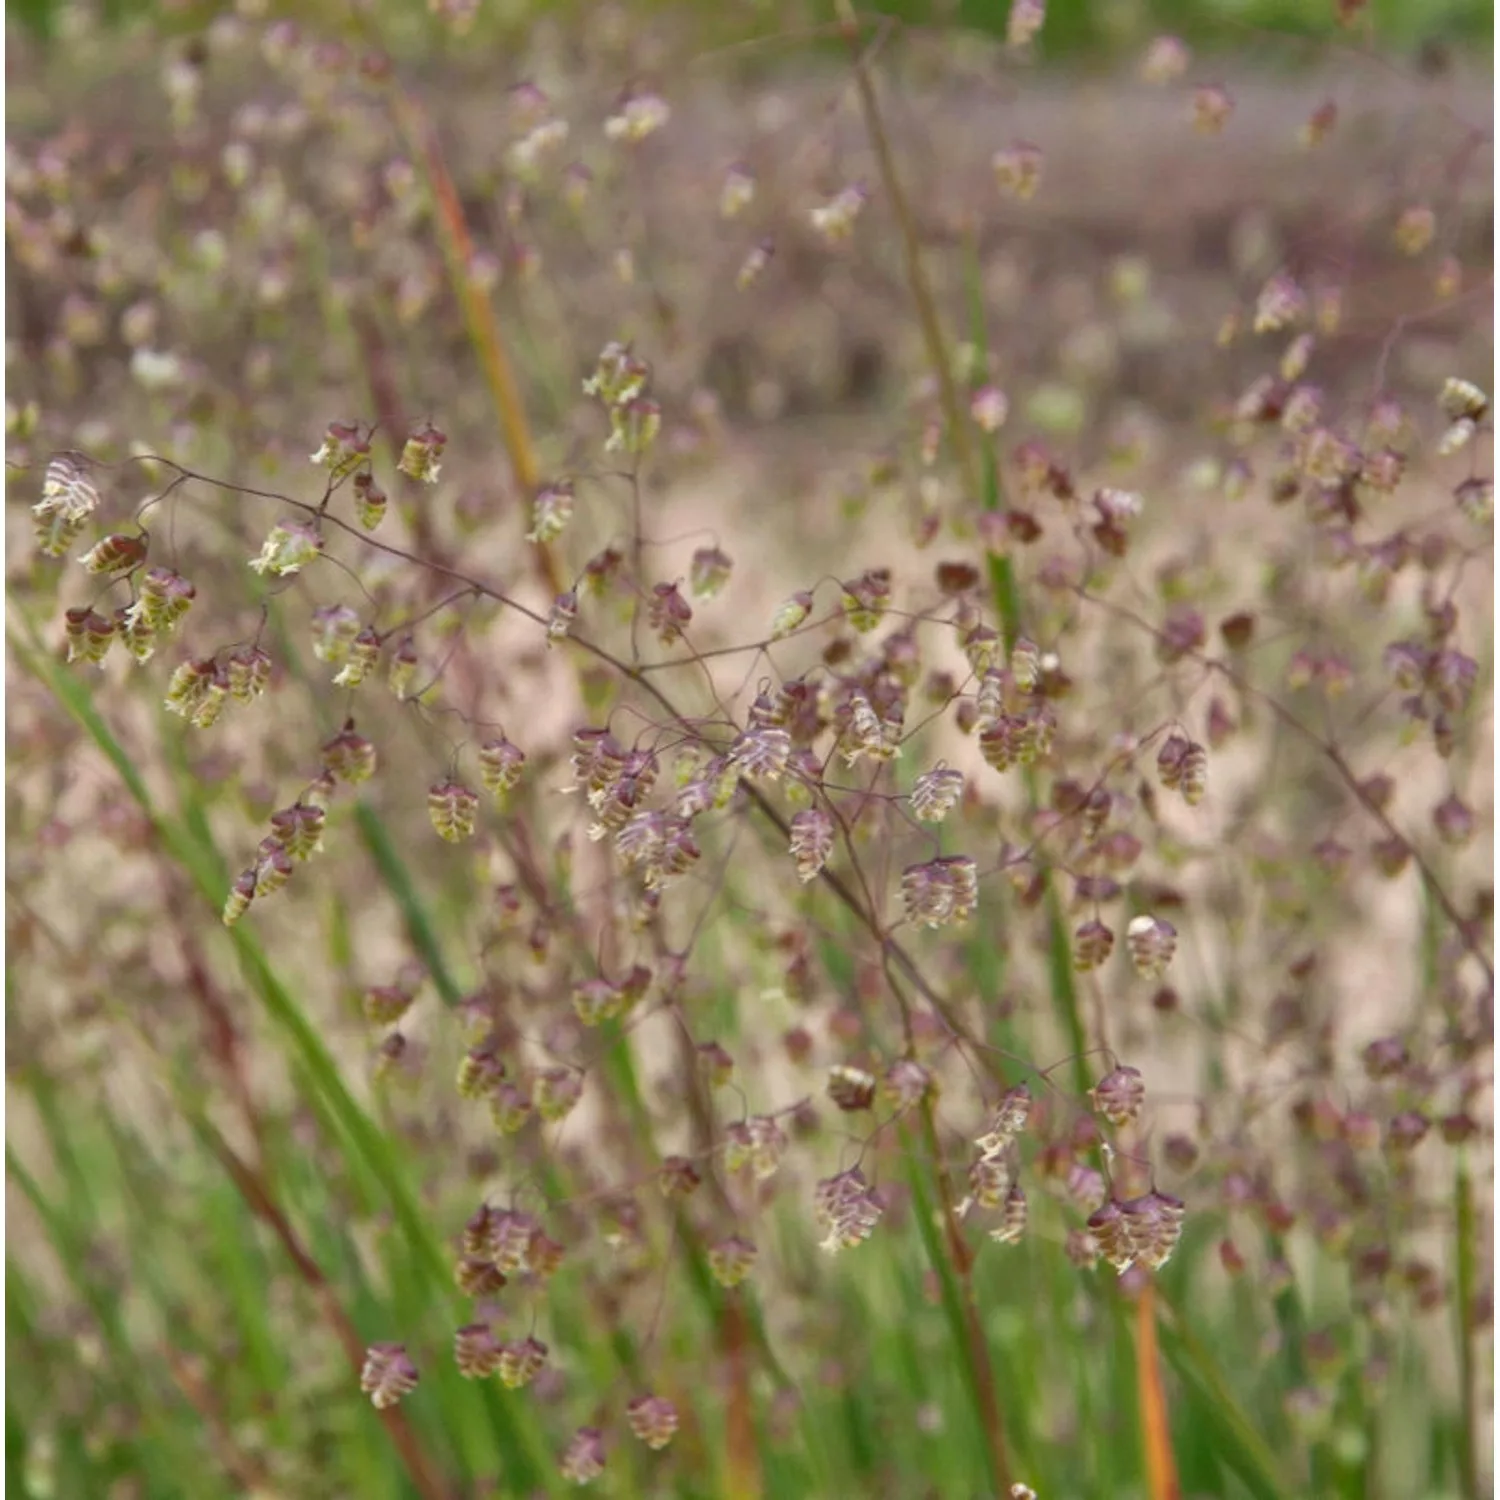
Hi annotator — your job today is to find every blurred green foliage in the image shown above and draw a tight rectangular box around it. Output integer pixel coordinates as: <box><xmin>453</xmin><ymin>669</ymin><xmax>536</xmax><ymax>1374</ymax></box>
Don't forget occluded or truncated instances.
<box><xmin>9</xmin><ymin>0</ymin><xmax>1493</xmax><ymax>55</ymax></box>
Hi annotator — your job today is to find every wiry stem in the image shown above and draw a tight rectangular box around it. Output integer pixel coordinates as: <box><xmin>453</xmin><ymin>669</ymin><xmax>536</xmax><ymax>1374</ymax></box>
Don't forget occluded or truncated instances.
<box><xmin>833</xmin><ymin>1</ymin><xmax>976</xmax><ymax>496</ymax></box>
<box><xmin>916</xmin><ymin>1099</ymin><xmax>1013</xmax><ymax>1492</ymax></box>
<box><xmin>1078</xmin><ymin>586</ymin><xmax>1493</xmax><ymax>985</ymax></box>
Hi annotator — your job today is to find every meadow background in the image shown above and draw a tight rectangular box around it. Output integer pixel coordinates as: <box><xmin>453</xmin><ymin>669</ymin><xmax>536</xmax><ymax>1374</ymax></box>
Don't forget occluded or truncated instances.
<box><xmin>5</xmin><ymin>1</ymin><xmax>1493</xmax><ymax>1498</ymax></box>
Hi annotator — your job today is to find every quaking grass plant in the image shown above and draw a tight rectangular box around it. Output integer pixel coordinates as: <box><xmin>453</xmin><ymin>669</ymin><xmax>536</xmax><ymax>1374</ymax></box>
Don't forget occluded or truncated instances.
<box><xmin>6</xmin><ymin>2</ymin><xmax>1493</xmax><ymax>1497</ymax></box>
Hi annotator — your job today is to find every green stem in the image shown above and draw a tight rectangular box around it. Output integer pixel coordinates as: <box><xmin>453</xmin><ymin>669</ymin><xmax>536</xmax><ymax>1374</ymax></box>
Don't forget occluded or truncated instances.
<box><xmin>1453</xmin><ymin>1153</ymin><xmax>1479</xmax><ymax>1500</ymax></box>
<box><xmin>904</xmin><ymin>1108</ymin><xmax>1013</xmax><ymax>1495</ymax></box>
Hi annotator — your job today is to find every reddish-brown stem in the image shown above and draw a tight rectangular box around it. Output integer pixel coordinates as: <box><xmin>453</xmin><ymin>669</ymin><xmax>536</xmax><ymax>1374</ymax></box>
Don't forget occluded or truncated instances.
<box><xmin>163</xmin><ymin>1345</ymin><xmax>280</xmax><ymax>1494</ymax></box>
<box><xmin>203</xmin><ymin>1131</ymin><xmax>451</xmax><ymax>1500</ymax></box>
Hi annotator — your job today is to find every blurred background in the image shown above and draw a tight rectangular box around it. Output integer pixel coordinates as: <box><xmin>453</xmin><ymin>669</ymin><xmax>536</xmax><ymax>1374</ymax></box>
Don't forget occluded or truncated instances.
<box><xmin>7</xmin><ymin>2</ymin><xmax>1493</xmax><ymax>1499</ymax></box>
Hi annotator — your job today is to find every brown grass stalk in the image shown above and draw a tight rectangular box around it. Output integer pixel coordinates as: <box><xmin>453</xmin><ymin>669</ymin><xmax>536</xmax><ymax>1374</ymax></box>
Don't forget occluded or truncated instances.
<box><xmin>1136</xmin><ymin>1280</ymin><xmax>1182</xmax><ymax>1500</ymax></box>
<box><xmin>204</xmin><ymin>1129</ymin><xmax>452</xmax><ymax>1500</ymax></box>
<box><xmin>385</xmin><ymin>85</ymin><xmax>564</xmax><ymax>601</ymax></box>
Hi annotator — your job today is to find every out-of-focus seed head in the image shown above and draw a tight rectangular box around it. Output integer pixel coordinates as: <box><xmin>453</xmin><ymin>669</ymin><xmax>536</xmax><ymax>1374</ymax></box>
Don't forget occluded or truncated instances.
<box><xmin>911</xmin><ymin>763</ymin><xmax>964</xmax><ymax>823</ymax></box>
<box><xmin>1219</xmin><ymin>1237</ymin><xmax>1246</xmax><ymax>1274</ymax></box>
<box><xmin>842</xmin><ymin>691</ymin><xmax>903</xmax><ymax>765</ymax></box>
<box><xmin>131</xmin><ymin>566</ymin><xmax>197</xmax><ymax>636</ymax></box>
<box><xmin>1064</xmin><ymin>1162</ymin><xmax>1109</xmax><ymax>1214</ymax></box>
<box><xmin>708</xmin><ymin>1234</ymin><xmax>758</xmax><ymax>1288</ymax></box>
<box><xmin>222</xmin><ymin>868</ymin><xmax>257</xmax><ymax>927</ymax></box>
<box><xmin>526</xmin><ymin>1230</ymin><xmax>566</xmax><ymax>1281</ymax></box>
<box><xmin>1433</xmin><ymin>253</ymin><xmax>1462</xmax><ymax>299</ymax></box>
<box><xmin>1152</xmin><ymin>732</ymin><xmax>1188</xmax><ymax>792</ymax></box>
<box><xmin>771</xmin><ymin>589</ymin><xmax>813</xmax><ymax>639</ymax></box>
<box><xmin>725</xmin><ymin>1115</ymin><xmax>788</xmax><ymax>1180</ymax></box>
<box><xmin>977</xmin><ymin>1084</ymin><xmax>1032</xmax><ymax>1157</ymax></box>
<box><xmin>658</xmin><ymin>1154</ymin><xmax>702</xmax><ymax>1199</ymax></box>
<box><xmin>455</xmin><ymin>1255</ymin><xmax>507</xmax><ymax>1298</ymax></box>
<box><xmin>1393</xmin><ymin>205</ymin><xmax>1436</xmax><ymax>256</ymax></box>
<box><xmin>79</xmin><ymin>533</ymin><xmax>148</xmax><ymax>577</ymax></box>
<box><xmin>454</xmin><ymin>1322</ymin><xmax>501</xmax><ymax>1378</ymax></box>
<box><xmin>386</xmin><ymin>635</ymin><xmax>420</xmax><ymax>700</ymax></box>
<box><xmin>788</xmin><ymin>807</ymin><xmax>834</xmax><ymax>882</ymax></box>
<box><xmin>1285</xmin><ymin>1386</ymin><xmax>1334</xmax><ymax>1440</ymax></box>
<box><xmin>485</xmin><ymin>1208</ymin><xmax>542</xmax><ymax>1274</ymax></box>
<box><xmin>647</xmin><ymin>581</ymin><xmax>692</xmax><ymax>645</ymax></box>
<box><xmin>33</xmin><ymin>456</ymin><xmax>101</xmax><ymax>557</ymax></box>
<box><xmin>457</xmin><ymin>1042</ymin><xmax>506</xmax><ymax>1100</ymax></box>
<box><xmin>497</xmin><ymin>1336</ymin><xmax>548</xmax><ymax>1389</ymax></box>
<box><xmin>396</xmin><ymin>421</ymin><xmax>446</xmax><ymax>483</ymax></box>
<box><xmin>814</xmin><ymin>1166</ymin><xmax>884</xmax><ymax>1253</ymax></box>
<box><xmin>268</xmin><ymin>801</ymin><xmax>325</xmax><ymax>862</ymax></box>
<box><xmin>720</xmin><ymin>162</ymin><xmax>756</xmax><ymax>219</ymax></box>
<box><xmin>689</xmin><ymin>545</ymin><xmax>733</xmax><ymax>599</ymax></box>
<box><xmin>249</xmin><ymin>519</ymin><xmax>323</xmax><ymax>576</ymax></box>
<box><xmin>1087</xmin><ymin>1200</ymin><xmax>1134</xmax><ymax>1272</ymax></box>
<box><xmin>1386</xmin><ymin>1111</ymin><xmax>1430</xmax><ymax>1152</ymax></box>
<box><xmin>697</xmin><ymin>1040</ymin><xmax>733</xmax><ymax>1089</ymax></box>
<box><xmin>64</xmin><ymin>606</ymin><xmax>115</xmax><ymax>666</ymax></box>
<box><xmin>606</xmin><ymin>396</ymin><xmax>662</xmax><ymax>457</ymax></box>
<box><xmin>583</xmin><ymin>342</ymin><xmax>647</xmax><ymax>409</ymax></box>
<box><xmin>1178</xmin><ymin>741</ymin><xmax>1208</xmax><ymax>804</ymax></box>
<box><xmin>810</xmin><ymin>182</ymin><xmax>869</xmax><ymax>244</ymax></box>
<box><xmin>1141</xmin><ymin>34</ymin><xmax>1190</xmax><ymax>83</ymax></box>
<box><xmin>360</xmin><ymin>1343</ymin><xmax>418</xmax><ymax>1408</ymax></box>
<box><xmin>573</xmin><ymin>976</ymin><xmax>624</xmax><ymax>1026</ymax></box>
<box><xmin>311</xmin><ymin>604</ymin><xmax>361</xmax><ymax>665</ymax></box>
<box><xmin>1298</xmin><ymin>98</ymin><xmax>1338</xmax><ymax>148</ymax></box>
<box><xmin>605</xmin><ymin>91</ymin><xmax>670</xmax><ymax>144</ymax></box>
<box><xmin>1254</xmin><ymin>272</ymin><xmax>1307</xmax><ymax>334</ymax></box>
<box><xmin>1455</xmin><ymin>477</ymin><xmax>1493</xmax><ymax>525</ymax></box>
<box><xmin>1280</xmin><ymin>332</ymin><xmax>1316</xmax><ymax>382</ymax></box>
<box><xmin>527</xmin><ymin>479</ymin><xmax>575</xmax><ymax>544</ymax></box>
<box><xmin>736</xmin><ymin>236</ymin><xmax>775</xmax><ymax>291</ymax></box>
<box><xmin>828</xmin><ymin>1065</ymin><xmax>878</xmax><ymax>1112</ymax></box>
<box><xmin>310</xmin><ymin>419</ymin><xmax>371</xmax><ymax>479</ymax></box>
<box><xmin>1162</xmin><ymin>1132</ymin><xmax>1199</xmax><ymax>1172</ymax></box>
<box><xmin>477</xmin><ymin>735</ymin><xmax>526</xmax><ymax>800</ymax></box>
<box><xmin>363</xmin><ymin>982</ymin><xmax>415</xmax><ymax>1026</ymax></box>
<box><xmin>881</xmin><ymin>1058</ymin><xmax>935</xmax><ymax>1112</ymax></box>
<box><xmin>970</xmin><ymin>383</ymin><xmax>1010</xmax><ymax>432</ymax></box>
<box><xmin>533</xmin><ymin>1067</ymin><xmax>582</xmax><ymax>1123</ymax></box>
<box><xmin>627</xmin><ymin>1394</ymin><xmax>680</xmax><ymax>1450</ymax></box>
<box><xmin>1191</xmin><ymin>83</ymin><xmax>1234</xmax><ymax>134</ymax></box>
<box><xmin>428</xmin><ymin>779</ymin><xmax>480</xmax><ymax>842</ymax></box>
<box><xmin>253</xmin><ymin>841</ymin><xmax>293</xmax><ymax>898</ymax></box>
<box><xmin>992</xmin><ymin>141</ymin><xmax>1043</xmax><ymax>200</ymax></box>
<box><xmin>225</xmin><ymin>644</ymin><xmax>272</xmax><ymax>702</ymax></box>
<box><xmin>163</xmin><ymin>658</ymin><xmax>220</xmax><ymax>723</ymax></box>
<box><xmin>560</xmin><ymin>1426</ymin><xmax>606</xmax><ymax>1484</ymax></box>
<box><xmin>352</xmin><ymin>471</ymin><xmax>387</xmax><ymax>530</ymax></box>
<box><xmin>1007</xmin><ymin>0</ymin><xmax>1046</xmax><ymax>48</ymax></box>
<box><xmin>989</xmin><ymin>1181</ymin><xmax>1028</xmax><ymax>1244</ymax></box>
<box><xmin>970</xmin><ymin>1152</ymin><xmax>1010</xmax><ymax>1209</ymax></box>
<box><xmin>1362</xmin><ymin>1035</ymin><xmax>1409</xmax><ymax>1080</ymax></box>
<box><xmin>901</xmin><ymin>855</ymin><xmax>979</xmax><ymax>929</ymax></box>
<box><xmin>839</xmin><ymin>568</ymin><xmax>891</xmax><ymax>633</ymax></box>
<box><xmin>490</xmin><ymin>1078</ymin><xmax>535</xmax><ymax>1135</ymax></box>
<box><xmin>1092</xmin><ymin>1064</ymin><xmax>1146</xmax><ymax>1126</ymax></box>
<box><xmin>1072</xmin><ymin>918</ymin><xmax>1115</xmax><ymax>971</ymax></box>
<box><xmin>1066</xmin><ymin>1228</ymin><xmax>1102</xmax><ymax>1269</ymax></box>
<box><xmin>1157</xmin><ymin>606</ymin><xmax>1206</xmax><ymax>664</ymax></box>
<box><xmin>1126</xmin><ymin>914</ymin><xmax>1177</xmax><ymax>978</ymax></box>
<box><xmin>1432</xmin><ymin>794</ymin><xmax>1476</xmax><ymax>847</ymax></box>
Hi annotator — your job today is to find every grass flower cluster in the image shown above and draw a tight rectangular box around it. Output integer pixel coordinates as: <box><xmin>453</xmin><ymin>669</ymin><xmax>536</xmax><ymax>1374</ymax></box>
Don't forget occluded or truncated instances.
<box><xmin>5</xmin><ymin>2</ymin><xmax>1491</xmax><ymax>1497</ymax></box>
